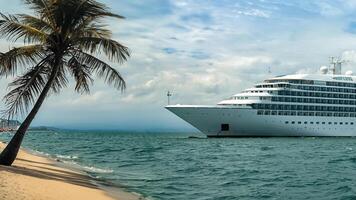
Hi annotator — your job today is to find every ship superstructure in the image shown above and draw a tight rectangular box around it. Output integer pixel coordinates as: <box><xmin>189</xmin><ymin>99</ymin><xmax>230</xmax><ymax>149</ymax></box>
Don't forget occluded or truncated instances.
<box><xmin>166</xmin><ymin>59</ymin><xmax>356</xmax><ymax>137</ymax></box>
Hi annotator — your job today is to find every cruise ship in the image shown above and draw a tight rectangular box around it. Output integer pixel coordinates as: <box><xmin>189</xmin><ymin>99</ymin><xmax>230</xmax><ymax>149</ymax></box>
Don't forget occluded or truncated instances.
<box><xmin>166</xmin><ymin>59</ymin><xmax>356</xmax><ymax>137</ymax></box>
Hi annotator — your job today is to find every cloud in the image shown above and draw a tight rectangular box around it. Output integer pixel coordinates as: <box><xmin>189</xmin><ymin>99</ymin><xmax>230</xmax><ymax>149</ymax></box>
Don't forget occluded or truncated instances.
<box><xmin>236</xmin><ymin>8</ymin><xmax>270</xmax><ymax>18</ymax></box>
<box><xmin>181</xmin><ymin>13</ymin><xmax>212</xmax><ymax>23</ymax></box>
<box><xmin>2</xmin><ymin>0</ymin><xmax>356</xmax><ymax>131</ymax></box>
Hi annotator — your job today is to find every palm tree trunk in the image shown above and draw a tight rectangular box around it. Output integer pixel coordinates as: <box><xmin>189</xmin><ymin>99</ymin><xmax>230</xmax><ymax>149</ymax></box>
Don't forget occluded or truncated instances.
<box><xmin>0</xmin><ymin>63</ymin><xmax>60</xmax><ymax>166</ymax></box>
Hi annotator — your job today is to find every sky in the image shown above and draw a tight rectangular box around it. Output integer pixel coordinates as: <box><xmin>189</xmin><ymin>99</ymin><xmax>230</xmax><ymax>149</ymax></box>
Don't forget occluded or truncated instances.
<box><xmin>2</xmin><ymin>0</ymin><xmax>356</xmax><ymax>131</ymax></box>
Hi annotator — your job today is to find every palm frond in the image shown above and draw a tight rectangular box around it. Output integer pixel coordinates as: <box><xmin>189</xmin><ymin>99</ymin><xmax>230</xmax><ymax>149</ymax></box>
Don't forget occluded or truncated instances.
<box><xmin>74</xmin><ymin>22</ymin><xmax>112</xmax><ymax>38</ymax></box>
<box><xmin>49</xmin><ymin>63</ymin><xmax>68</xmax><ymax>94</ymax></box>
<box><xmin>0</xmin><ymin>45</ymin><xmax>45</xmax><ymax>76</ymax></box>
<box><xmin>70</xmin><ymin>50</ymin><xmax>125</xmax><ymax>91</ymax></box>
<box><xmin>18</xmin><ymin>14</ymin><xmax>54</xmax><ymax>33</ymax></box>
<box><xmin>67</xmin><ymin>56</ymin><xmax>93</xmax><ymax>94</ymax></box>
<box><xmin>3</xmin><ymin>56</ymin><xmax>51</xmax><ymax>118</ymax></box>
<box><xmin>23</xmin><ymin>0</ymin><xmax>55</xmax><ymax>26</ymax></box>
<box><xmin>1</xmin><ymin>0</ymin><xmax>129</xmax><ymax>119</ymax></box>
<box><xmin>42</xmin><ymin>0</ymin><xmax>122</xmax><ymax>35</ymax></box>
<box><xmin>23</xmin><ymin>0</ymin><xmax>48</xmax><ymax>13</ymax></box>
<box><xmin>0</xmin><ymin>13</ymin><xmax>48</xmax><ymax>43</ymax></box>
<box><xmin>71</xmin><ymin>10</ymin><xmax>123</xmax><ymax>38</ymax></box>
<box><xmin>75</xmin><ymin>37</ymin><xmax>130</xmax><ymax>63</ymax></box>
<box><xmin>72</xmin><ymin>0</ymin><xmax>125</xmax><ymax>22</ymax></box>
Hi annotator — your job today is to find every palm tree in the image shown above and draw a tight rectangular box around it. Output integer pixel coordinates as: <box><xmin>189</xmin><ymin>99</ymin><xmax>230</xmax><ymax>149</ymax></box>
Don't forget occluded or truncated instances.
<box><xmin>0</xmin><ymin>0</ymin><xmax>130</xmax><ymax>166</ymax></box>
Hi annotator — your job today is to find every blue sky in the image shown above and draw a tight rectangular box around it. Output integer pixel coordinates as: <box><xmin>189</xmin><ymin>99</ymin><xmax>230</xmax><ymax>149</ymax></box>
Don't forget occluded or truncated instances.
<box><xmin>2</xmin><ymin>0</ymin><xmax>356</xmax><ymax>131</ymax></box>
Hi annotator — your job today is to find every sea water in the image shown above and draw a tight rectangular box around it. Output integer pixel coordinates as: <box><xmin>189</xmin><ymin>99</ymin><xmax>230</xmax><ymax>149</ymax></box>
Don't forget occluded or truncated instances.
<box><xmin>1</xmin><ymin>131</ymin><xmax>356</xmax><ymax>200</ymax></box>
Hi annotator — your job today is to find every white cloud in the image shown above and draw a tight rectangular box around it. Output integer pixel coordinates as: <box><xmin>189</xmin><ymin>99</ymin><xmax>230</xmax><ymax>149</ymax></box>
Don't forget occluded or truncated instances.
<box><xmin>2</xmin><ymin>0</ymin><xmax>356</xmax><ymax>130</ymax></box>
<box><xmin>236</xmin><ymin>8</ymin><xmax>270</xmax><ymax>18</ymax></box>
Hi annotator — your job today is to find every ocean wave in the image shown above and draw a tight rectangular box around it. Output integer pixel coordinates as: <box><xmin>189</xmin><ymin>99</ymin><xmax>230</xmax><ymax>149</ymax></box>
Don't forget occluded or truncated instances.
<box><xmin>30</xmin><ymin>150</ymin><xmax>78</xmax><ymax>161</ymax></box>
<box><xmin>328</xmin><ymin>157</ymin><xmax>356</xmax><ymax>164</ymax></box>
<box><xmin>56</xmin><ymin>159</ymin><xmax>113</xmax><ymax>174</ymax></box>
<box><xmin>30</xmin><ymin>149</ymin><xmax>51</xmax><ymax>157</ymax></box>
<box><xmin>260</xmin><ymin>146</ymin><xmax>275</xmax><ymax>151</ymax></box>
<box><xmin>335</xmin><ymin>185</ymin><xmax>353</xmax><ymax>193</ymax></box>
<box><xmin>55</xmin><ymin>154</ymin><xmax>78</xmax><ymax>160</ymax></box>
<box><xmin>29</xmin><ymin>149</ymin><xmax>113</xmax><ymax>175</ymax></box>
<box><xmin>82</xmin><ymin>166</ymin><xmax>114</xmax><ymax>174</ymax></box>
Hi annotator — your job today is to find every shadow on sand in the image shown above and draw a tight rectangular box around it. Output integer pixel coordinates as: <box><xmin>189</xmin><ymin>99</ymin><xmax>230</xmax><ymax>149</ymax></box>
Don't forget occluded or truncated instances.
<box><xmin>0</xmin><ymin>158</ymin><xmax>98</xmax><ymax>189</ymax></box>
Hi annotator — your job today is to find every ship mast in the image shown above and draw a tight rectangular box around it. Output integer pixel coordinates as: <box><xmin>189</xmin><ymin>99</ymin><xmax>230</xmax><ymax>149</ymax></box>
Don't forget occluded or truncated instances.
<box><xmin>167</xmin><ymin>91</ymin><xmax>172</xmax><ymax>105</ymax></box>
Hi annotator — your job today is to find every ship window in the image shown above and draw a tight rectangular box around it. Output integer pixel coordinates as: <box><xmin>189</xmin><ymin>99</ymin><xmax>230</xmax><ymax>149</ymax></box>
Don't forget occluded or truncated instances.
<box><xmin>221</xmin><ymin>124</ymin><xmax>229</xmax><ymax>131</ymax></box>
<box><xmin>291</xmin><ymin>121</ymin><xmax>295</xmax><ymax>124</ymax></box>
<box><xmin>351</xmin><ymin>122</ymin><xmax>354</xmax><ymax>125</ymax></box>
<box><xmin>328</xmin><ymin>122</ymin><xmax>332</xmax><ymax>125</ymax></box>
<box><xmin>285</xmin><ymin>121</ymin><xmax>289</xmax><ymax>124</ymax></box>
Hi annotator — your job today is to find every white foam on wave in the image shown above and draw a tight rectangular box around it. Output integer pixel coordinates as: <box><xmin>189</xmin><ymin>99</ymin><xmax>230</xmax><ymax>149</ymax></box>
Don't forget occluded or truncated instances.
<box><xmin>82</xmin><ymin>166</ymin><xmax>114</xmax><ymax>174</ymax></box>
<box><xmin>56</xmin><ymin>154</ymin><xmax>79</xmax><ymax>160</ymax></box>
<box><xmin>31</xmin><ymin>150</ymin><xmax>78</xmax><ymax>161</ymax></box>
<box><xmin>31</xmin><ymin>149</ymin><xmax>51</xmax><ymax>157</ymax></box>
<box><xmin>58</xmin><ymin>159</ymin><xmax>113</xmax><ymax>174</ymax></box>
<box><xmin>21</xmin><ymin>147</ymin><xmax>114</xmax><ymax>175</ymax></box>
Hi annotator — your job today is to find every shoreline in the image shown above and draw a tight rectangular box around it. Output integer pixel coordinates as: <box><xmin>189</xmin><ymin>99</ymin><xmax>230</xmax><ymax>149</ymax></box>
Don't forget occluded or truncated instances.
<box><xmin>0</xmin><ymin>141</ymin><xmax>141</xmax><ymax>200</ymax></box>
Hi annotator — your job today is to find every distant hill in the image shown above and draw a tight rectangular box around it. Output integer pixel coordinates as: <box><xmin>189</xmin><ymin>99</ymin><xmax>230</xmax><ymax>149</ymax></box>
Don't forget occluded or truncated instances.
<box><xmin>0</xmin><ymin>119</ymin><xmax>61</xmax><ymax>132</ymax></box>
<box><xmin>29</xmin><ymin>126</ymin><xmax>61</xmax><ymax>131</ymax></box>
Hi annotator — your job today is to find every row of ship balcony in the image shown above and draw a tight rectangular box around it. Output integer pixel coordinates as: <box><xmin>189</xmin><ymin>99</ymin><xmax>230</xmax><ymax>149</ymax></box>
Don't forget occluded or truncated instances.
<box><xmin>240</xmin><ymin>90</ymin><xmax>356</xmax><ymax>100</ymax></box>
<box><xmin>252</xmin><ymin>103</ymin><xmax>356</xmax><ymax>112</ymax></box>
<box><xmin>256</xmin><ymin>82</ymin><xmax>356</xmax><ymax>92</ymax></box>
<box><xmin>256</xmin><ymin>110</ymin><xmax>356</xmax><ymax>117</ymax></box>
<box><xmin>262</xmin><ymin>79</ymin><xmax>356</xmax><ymax>87</ymax></box>
<box><xmin>230</xmin><ymin>95</ymin><xmax>356</xmax><ymax>105</ymax></box>
<box><xmin>276</xmin><ymin>90</ymin><xmax>356</xmax><ymax>97</ymax></box>
<box><xmin>271</xmin><ymin>96</ymin><xmax>356</xmax><ymax>105</ymax></box>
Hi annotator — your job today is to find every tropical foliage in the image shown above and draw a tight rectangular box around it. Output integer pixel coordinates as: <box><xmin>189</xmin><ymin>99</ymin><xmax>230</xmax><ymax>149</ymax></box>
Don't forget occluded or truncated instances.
<box><xmin>0</xmin><ymin>0</ymin><xmax>130</xmax><ymax>166</ymax></box>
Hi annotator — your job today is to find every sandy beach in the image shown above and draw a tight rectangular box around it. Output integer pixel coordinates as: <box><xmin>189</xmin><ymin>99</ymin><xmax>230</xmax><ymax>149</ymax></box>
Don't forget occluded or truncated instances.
<box><xmin>0</xmin><ymin>142</ymin><xmax>140</xmax><ymax>200</ymax></box>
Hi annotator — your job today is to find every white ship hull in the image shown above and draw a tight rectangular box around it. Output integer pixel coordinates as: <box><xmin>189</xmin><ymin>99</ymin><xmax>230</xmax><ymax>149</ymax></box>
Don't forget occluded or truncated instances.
<box><xmin>166</xmin><ymin>105</ymin><xmax>356</xmax><ymax>137</ymax></box>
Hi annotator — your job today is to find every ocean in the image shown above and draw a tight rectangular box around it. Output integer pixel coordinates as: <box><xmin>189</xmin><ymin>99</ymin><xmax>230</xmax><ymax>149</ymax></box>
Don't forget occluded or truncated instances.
<box><xmin>1</xmin><ymin>131</ymin><xmax>356</xmax><ymax>200</ymax></box>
